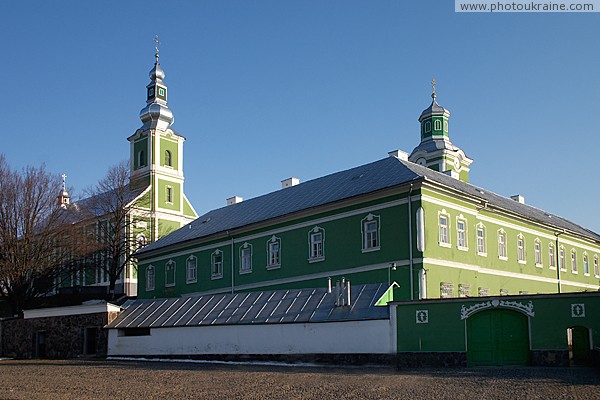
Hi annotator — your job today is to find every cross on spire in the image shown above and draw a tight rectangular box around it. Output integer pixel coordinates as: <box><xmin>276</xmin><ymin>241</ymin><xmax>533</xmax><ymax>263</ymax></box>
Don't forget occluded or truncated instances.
<box><xmin>154</xmin><ymin>34</ymin><xmax>160</xmax><ymax>62</ymax></box>
<box><xmin>431</xmin><ymin>78</ymin><xmax>437</xmax><ymax>99</ymax></box>
<box><xmin>61</xmin><ymin>174</ymin><xmax>67</xmax><ymax>191</ymax></box>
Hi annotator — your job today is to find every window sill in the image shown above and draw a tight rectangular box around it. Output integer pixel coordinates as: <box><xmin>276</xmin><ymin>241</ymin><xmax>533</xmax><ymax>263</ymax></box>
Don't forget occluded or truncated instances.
<box><xmin>145</xmin><ymin>287</ymin><xmax>155</xmax><ymax>292</ymax></box>
<box><xmin>549</xmin><ymin>266</ymin><xmax>556</xmax><ymax>270</ymax></box>
<box><xmin>266</xmin><ymin>264</ymin><xmax>280</xmax><ymax>270</ymax></box>
<box><xmin>457</xmin><ymin>246</ymin><xmax>469</xmax><ymax>252</ymax></box>
<box><xmin>361</xmin><ymin>247</ymin><xmax>380</xmax><ymax>254</ymax></box>
<box><xmin>498</xmin><ymin>256</ymin><xmax>508</xmax><ymax>261</ymax></box>
<box><xmin>584</xmin><ymin>273</ymin><xmax>590</xmax><ymax>277</ymax></box>
<box><xmin>535</xmin><ymin>263</ymin><xmax>543</xmax><ymax>268</ymax></box>
<box><xmin>572</xmin><ymin>271</ymin><xmax>578</xmax><ymax>275</ymax></box>
<box><xmin>211</xmin><ymin>274</ymin><xmax>223</xmax><ymax>280</ymax></box>
<box><xmin>477</xmin><ymin>252</ymin><xmax>487</xmax><ymax>257</ymax></box>
<box><xmin>186</xmin><ymin>279</ymin><xmax>197</xmax><ymax>284</ymax></box>
<box><xmin>518</xmin><ymin>260</ymin><xmax>527</xmax><ymax>265</ymax></box>
<box><xmin>308</xmin><ymin>256</ymin><xmax>325</xmax><ymax>263</ymax></box>
<box><xmin>165</xmin><ymin>283</ymin><xmax>175</xmax><ymax>288</ymax></box>
<box><xmin>560</xmin><ymin>268</ymin><xmax>567</xmax><ymax>272</ymax></box>
<box><xmin>439</xmin><ymin>242</ymin><xmax>451</xmax><ymax>248</ymax></box>
<box><xmin>239</xmin><ymin>269</ymin><xmax>252</xmax><ymax>275</ymax></box>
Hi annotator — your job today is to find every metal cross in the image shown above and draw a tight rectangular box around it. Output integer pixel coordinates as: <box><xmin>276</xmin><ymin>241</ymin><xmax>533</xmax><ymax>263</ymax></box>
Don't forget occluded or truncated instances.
<box><xmin>154</xmin><ymin>35</ymin><xmax>160</xmax><ymax>61</ymax></box>
<box><xmin>61</xmin><ymin>174</ymin><xmax>67</xmax><ymax>191</ymax></box>
<box><xmin>431</xmin><ymin>79</ymin><xmax>437</xmax><ymax>99</ymax></box>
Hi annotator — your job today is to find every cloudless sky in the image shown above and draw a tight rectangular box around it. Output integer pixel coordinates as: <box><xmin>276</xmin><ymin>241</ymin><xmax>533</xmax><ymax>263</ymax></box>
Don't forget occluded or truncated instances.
<box><xmin>2</xmin><ymin>1</ymin><xmax>599</xmax><ymax>234</ymax></box>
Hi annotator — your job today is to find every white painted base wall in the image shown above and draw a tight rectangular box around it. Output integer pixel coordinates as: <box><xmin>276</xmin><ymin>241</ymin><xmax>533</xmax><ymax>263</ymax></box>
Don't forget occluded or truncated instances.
<box><xmin>108</xmin><ymin>319</ymin><xmax>393</xmax><ymax>356</ymax></box>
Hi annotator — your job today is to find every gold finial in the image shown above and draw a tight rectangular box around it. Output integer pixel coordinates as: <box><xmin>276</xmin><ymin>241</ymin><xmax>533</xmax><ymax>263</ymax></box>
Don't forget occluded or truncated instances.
<box><xmin>431</xmin><ymin>78</ymin><xmax>437</xmax><ymax>99</ymax></box>
<box><xmin>154</xmin><ymin>34</ymin><xmax>160</xmax><ymax>62</ymax></box>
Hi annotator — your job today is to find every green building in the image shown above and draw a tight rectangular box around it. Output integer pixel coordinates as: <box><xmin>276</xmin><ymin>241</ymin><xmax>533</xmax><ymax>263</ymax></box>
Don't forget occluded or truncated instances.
<box><xmin>134</xmin><ymin>85</ymin><xmax>600</xmax><ymax>302</ymax></box>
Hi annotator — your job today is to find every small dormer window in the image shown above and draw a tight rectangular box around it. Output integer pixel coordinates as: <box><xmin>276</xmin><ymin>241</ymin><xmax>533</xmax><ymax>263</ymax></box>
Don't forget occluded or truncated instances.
<box><xmin>138</xmin><ymin>150</ymin><xmax>146</xmax><ymax>167</ymax></box>
<box><xmin>425</xmin><ymin>121</ymin><xmax>431</xmax><ymax>133</ymax></box>
<box><xmin>165</xmin><ymin>150</ymin><xmax>172</xmax><ymax>167</ymax></box>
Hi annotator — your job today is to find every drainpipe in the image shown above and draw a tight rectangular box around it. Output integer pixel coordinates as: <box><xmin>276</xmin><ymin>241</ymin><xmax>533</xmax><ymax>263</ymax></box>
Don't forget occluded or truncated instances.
<box><xmin>228</xmin><ymin>232</ymin><xmax>235</xmax><ymax>294</ymax></box>
<box><xmin>408</xmin><ymin>183</ymin><xmax>414</xmax><ymax>300</ymax></box>
<box><xmin>555</xmin><ymin>230</ymin><xmax>565</xmax><ymax>294</ymax></box>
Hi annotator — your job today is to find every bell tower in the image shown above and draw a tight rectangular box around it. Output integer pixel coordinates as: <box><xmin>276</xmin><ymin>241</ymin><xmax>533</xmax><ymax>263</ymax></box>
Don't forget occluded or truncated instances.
<box><xmin>127</xmin><ymin>36</ymin><xmax>197</xmax><ymax>241</ymax></box>
<box><xmin>409</xmin><ymin>80</ymin><xmax>473</xmax><ymax>182</ymax></box>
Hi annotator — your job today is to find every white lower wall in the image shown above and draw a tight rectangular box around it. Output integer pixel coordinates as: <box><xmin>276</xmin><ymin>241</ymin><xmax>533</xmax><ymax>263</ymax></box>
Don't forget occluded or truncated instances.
<box><xmin>108</xmin><ymin>319</ymin><xmax>392</xmax><ymax>356</ymax></box>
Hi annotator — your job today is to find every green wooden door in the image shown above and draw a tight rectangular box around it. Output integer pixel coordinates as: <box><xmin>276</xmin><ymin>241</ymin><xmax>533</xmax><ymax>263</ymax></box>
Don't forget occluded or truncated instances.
<box><xmin>571</xmin><ymin>326</ymin><xmax>590</xmax><ymax>365</ymax></box>
<box><xmin>467</xmin><ymin>309</ymin><xmax>529</xmax><ymax>366</ymax></box>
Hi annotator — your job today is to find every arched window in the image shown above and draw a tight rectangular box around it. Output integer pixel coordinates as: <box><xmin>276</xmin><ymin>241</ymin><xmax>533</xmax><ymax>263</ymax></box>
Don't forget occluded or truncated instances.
<box><xmin>165</xmin><ymin>260</ymin><xmax>176</xmax><ymax>287</ymax></box>
<box><xmin>165</xmin><ymin>150</ymin><xmax>172</xmax><ymax>167</ymax></box>
<box><xmin>186</xmin><ymin>256</ymin><xmax>197</xmax><ymax>283</ymax></box>
<box><xmin>434</xmin><ymin>120</ymin><xmax>442</xmax><ymax>131</ymax></box>
<box><xmin>146</xmin><ymin>265</ymin><xmax>155</xmax><ymax>291</ymax></box>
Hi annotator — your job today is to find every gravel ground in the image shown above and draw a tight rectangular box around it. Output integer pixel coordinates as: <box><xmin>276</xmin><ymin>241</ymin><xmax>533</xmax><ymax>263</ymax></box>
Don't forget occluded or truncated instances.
<box><xmin>0</xmin><ymin>359</ymin><xmax>598</xmax><ymax>400</ymax></box>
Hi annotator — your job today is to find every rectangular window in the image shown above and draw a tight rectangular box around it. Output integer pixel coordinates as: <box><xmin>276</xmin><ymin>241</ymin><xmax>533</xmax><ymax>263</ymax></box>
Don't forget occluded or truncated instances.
<box><xmin>583</xmin><ymin>254</ymin><xmax>589</xmax><ymax>275</ymax></box>
<box><xmin>498</xmin><ymin>233</ymin><xmax>507</xmax><ymax>259</ymax></box>
<box><xmin>534</xmin><ymin>241</ymin><xmax>542</xmax><ymax>266</ymax></box>
<box><xmin>571</xmin><ymin>251</ymin><xmax>577</xmax><ymax>273</ymax></box>
<box><xmin>186</xmin><ymin>257</ymin><xmax>197</xmax><ymax>283</ymax></box>
<box><xmin>240</xmin><ymin>245</ymin><xmax>252</xmax><ymax>273</ymax></box>
<box><xmin>594</xmin><ymin>257</ymin><xmax>599</xmax><ymax>277</ymax></box>
<box><xmin>560</xmin><ymin>247</ymin><xmax>566</xmax><ymax>271</ymax></box>
<box><xmin>268</xmin><ymin>242</ymin><xmax>280</xmax><ymax>267</ymax></box>
<box><xmin>476</xmin><ymin>227</ymin><xmax>486</xmax><ymax>255</ymax></box>
<box><xmin>310</xmin><ymin>232</ymin><xmax>323</xmax><ymax>259</ymax></box>
<box><xmin>439</xmin><ymin>215</ymin><xmax>449</xmax><ymax>245</ymax></box>
<box><xmin>459</xmin><ymin>284</ymin><xmax>470</xmax><ymax>298</ymax></box>
<box><xmin>211</xmin><ymin>252</ymin><xmax>223</xmax><ymax>278</ymax></box>
<box><xmin>146</xmin><ymin>266</ymin><xmax>155</xmax><ymax>291</ymax></box>
<box><xmin>166</xmin><ymin>186</ymin><xmax>173</xmax><ymax>204</ymax></box>
<box><xmin>165</xmin><ymin>261</ymin><xmax>176</xmax><ymax>287</ymax></box>
<box><xmin>548</xmin><ymin>245</ymin><xmax>556</xmax><ymax>269</ymax></box>
<box><xmin>517</xmin><ymin>237</ymin><xmax>525</xmax><ymax>262</ymax></box>
<box><xmin>440</xmin><ymin>282</ymin><xmax>454</xmax><ymax>298</ymax></box>
<box><xmin>363</xmin><ymin>219</ymin><xmax>379</xmax><ymax>250</ymax></box>
<box><xmin>457</xmin><ymin>220</ymin><xmax>467</xmax><ymax>249</ymax></box>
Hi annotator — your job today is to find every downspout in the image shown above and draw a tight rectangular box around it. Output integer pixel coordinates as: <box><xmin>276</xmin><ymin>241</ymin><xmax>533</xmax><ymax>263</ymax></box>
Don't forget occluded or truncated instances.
<box><xmin>555</xmin><ymin>230</ymin><xmax>565</xmax><ymax>294</ymax></box>
<box><xmin>408</xmin><ymin>183</ymin><xmax>414</xmax><ymax>300</ymax></box>
<box><xmin>229</xmin><ymin>232</ymin><xmax>235</xmax><ymax>294</ymax></box>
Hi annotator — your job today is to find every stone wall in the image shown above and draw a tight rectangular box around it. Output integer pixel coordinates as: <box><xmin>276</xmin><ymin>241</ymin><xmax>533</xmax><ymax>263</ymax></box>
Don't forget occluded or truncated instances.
<box><xmin>1</xmin><ymin>311</ymin><xmax>119</xmax><ymax>359</ymax></box>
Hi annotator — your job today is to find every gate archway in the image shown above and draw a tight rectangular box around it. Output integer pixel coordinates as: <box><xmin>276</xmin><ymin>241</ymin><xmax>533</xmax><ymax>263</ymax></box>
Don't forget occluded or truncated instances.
<box><xmin>466</xmin><ymin>309</ymin><xmax>529</xmax><ymax>366</ymax></box>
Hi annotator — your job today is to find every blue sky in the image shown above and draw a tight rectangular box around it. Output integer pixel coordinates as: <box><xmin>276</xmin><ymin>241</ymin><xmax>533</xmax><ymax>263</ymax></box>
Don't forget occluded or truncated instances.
<box><xmin>2</xmin><ymin>1</ymin><xmax>599</xmax><ymax>234</ymax></box>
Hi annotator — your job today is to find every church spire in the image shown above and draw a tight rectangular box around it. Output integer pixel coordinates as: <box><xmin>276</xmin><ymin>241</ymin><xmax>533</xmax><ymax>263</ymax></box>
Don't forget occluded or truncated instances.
<box><xmin>139</xmin><ymin>35</ymin><xmax>174</xmax><ymax>131</ymax></box>
<box><xmin>58</xmin><ymin>173</ymin><xmax>70</xmax><ymax>208</ymax></box>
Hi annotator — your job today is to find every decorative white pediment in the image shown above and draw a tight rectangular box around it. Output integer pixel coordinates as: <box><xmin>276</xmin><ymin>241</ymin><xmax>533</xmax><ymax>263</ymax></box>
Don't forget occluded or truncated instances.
<box><xmin>460</xmin><ymin>299</ymin><xmax>535</xmax><ymax>320</ymax></box>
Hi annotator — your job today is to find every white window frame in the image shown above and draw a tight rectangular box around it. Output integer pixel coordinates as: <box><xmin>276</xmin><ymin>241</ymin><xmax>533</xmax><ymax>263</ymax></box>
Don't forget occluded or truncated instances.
<box><xmin>534</xmin><ymin>239</ymin><xmax>542</xmax><ymax>267</ymax></box>
<box><xmin>548</xmin><ymin>243</ymin><xmax>556</xmax><ymax>270</ymax></box>
<box><xmin>517</xmin><ymin>234</ymin><xmax>526</xmax><ymax>264</ymax></box>
<box><xmin>456</xmin><ymin>217</ymin><xmax>467</xmax><ymax>250</ymax></box>
<box><xmin>438</xmin><ymin>211</ymin><xmax>450</xmax><ymax>247</ymax></box>
<box><xmin>476</xmin><ymin>224</ymin><xmax>486</xmax><ymax>256</ymax></box>
<box><xmin>239</xmin><ymin>243</ymin><xmax>253</xmax><ymax>274</ymax></box>
<box><xmin>165</xmin><ymin>260</ymin><xmax>176</xmax><ymax>287</ymax></box>
<box><xmin>145</xmin><ymin>265</ymin><xmax>155</xmax><ymax>291</ymax></box>
<box><xmin>186</xmin><ymin>255</ymin><xmax>197</xmax><ymax>284</ymax></box>
<box><xmin>361</xmin><ymin>214</ymin><xmax>380</xmax><ymax>253</ymax></box>
<box><xmin>571</xmin><ymin>250</ymin><xmax>578</xmax><ymax>274</ymax></box>
<box><xmin>594</xmin><ymin>256</ymin><xmax>599</xmax><ymax>278</ymax></box>
<box><xmin>308</xmin><ymin>227</ymin><xmax>325</xmax><ymax>262</ymax></box>
<box><xmin>583</xmin><ymin>253</ymin><xmax>589</xmax><ymax>276</ymax></box>
<box><xmin>459</xmin><ymin>283</ymin><xmax>470</xmax><ymax>298</ymax></box>
<box><xmin>211</xmin><ymin>250</ymin><xmax>223</xmax><ymax>279</ymax></box>
<box><xmin>434</xmin><ymin>119</ymin><xmax>442</xmax><ymax>131</ymax></box>
<box><xmin>559</xmin><ymin>246</ymin><xmax>566</xmax><ymax>272</ymax></box>
<box><xmin>498</xmin><ymin>229</ymin><xmax>507</xmax><ymax>260</ymax></box>
<box><xmin>440</xmin><ymin>282</ymin><xmax>453</xmax><ymax>298</ymax></box>
<box><xmin>266</xmin><ymin>236</ymin><xmax>281</xmax><ymax>270</ymax></box>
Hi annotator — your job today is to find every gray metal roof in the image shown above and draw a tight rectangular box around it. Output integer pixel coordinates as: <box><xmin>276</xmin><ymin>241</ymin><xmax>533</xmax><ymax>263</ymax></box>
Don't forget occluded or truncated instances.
<box><xmin>107</xmin><ymin>283</ymin><xmax>390</xmax><ymax>329</ymax></box>
<box><xmin>137</xmin><ymin>156</ymin><xmax>600</xmax><ymax>256</ymax></box>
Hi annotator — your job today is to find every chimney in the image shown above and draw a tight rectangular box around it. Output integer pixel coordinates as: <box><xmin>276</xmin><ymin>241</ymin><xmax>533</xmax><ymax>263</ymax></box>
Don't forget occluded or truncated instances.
<box><xmin>388</xmin><ymin>149</ymin><xmax>409</xmax><ymax>161</ymax></box>
<box><xmin>281</xmin><ymin>177</ymin><xmax>300</xmax><ymax>189</ymax></box>
<box><xmin>510</xmin><ymin>194</ymin><xmax>525</xmax><ymax>204</ymax></box>
<box><xmin>226</xmin><ymin>196</ymin><xmax>243</xmax><ymax>206</ymax></box>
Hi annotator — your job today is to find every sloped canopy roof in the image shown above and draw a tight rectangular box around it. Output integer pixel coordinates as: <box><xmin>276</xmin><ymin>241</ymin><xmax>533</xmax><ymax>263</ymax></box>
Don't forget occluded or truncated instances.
<box><xmin>137</xmin><ymin>157</ymin><xmax>600</xmax><ymax>256</ymax></box>
<box><xmin>107</xmin><ymin>283</ymin><xmax>390</xmax><ymax>329</ymax></box>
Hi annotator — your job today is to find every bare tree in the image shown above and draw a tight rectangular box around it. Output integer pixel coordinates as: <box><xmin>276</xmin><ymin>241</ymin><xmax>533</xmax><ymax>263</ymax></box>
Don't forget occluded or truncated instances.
<box><xmin>83</xmin><ymin>160</ymin><xmax>147</xmax><ymax>299</ymax></box>
<box><xmin>0</xmin><ymin>155</ymin><xmax>88</xmax><ymax>315</ymax></box>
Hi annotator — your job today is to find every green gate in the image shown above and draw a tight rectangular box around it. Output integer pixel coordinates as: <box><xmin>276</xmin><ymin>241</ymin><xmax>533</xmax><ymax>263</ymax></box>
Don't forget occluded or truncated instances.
<box><xmin>467</xmin><ymin>309</ymin><xmax>529</xmax><ymax>366</ymax></box>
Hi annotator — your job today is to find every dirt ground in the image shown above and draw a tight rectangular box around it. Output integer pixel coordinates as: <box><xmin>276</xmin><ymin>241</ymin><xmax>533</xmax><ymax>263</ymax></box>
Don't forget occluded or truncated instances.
<box><xmin>0</xmin><ymin>359</ymin><xmax>598</xmax><ymax>400</ymax></box>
